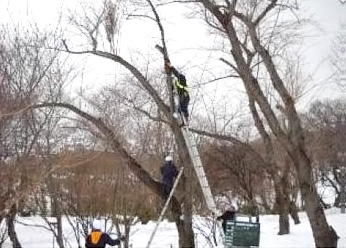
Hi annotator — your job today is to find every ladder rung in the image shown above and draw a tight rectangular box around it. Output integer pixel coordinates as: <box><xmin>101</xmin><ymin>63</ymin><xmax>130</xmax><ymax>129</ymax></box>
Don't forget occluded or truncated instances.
<box><xmin>181</xmin><ymin>128</ymin><xmax>217</xmax><ymax>213</ymax></box>
<box><xmin>181</xmin><ymin>128</ymin><xmax>225</xmax><ymax>237</ymax></box>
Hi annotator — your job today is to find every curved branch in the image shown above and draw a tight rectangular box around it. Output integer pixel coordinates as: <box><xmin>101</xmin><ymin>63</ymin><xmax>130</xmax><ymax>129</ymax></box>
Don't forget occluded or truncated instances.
<box><xmin>189</xmin><ymin>127</ymin><xmax>268</xmax><ymax>167</ymax></box>
<box><xmin>34</xmin><ymin>102</ymin><xmax>181</xmax><ymax>214</ymax></box>
<box><xmin>62</xmin><ymin>41</ymin><xmax>174</xmax><ymax>123</ymax></box>
<box><xmin>254</xmin><ymin>0</ymin><xmax>278</xmax><ymax>27</ymax></box>
<box><xmin>220</xmin><ymin>57</ymin><xmax>239</xmax><ymax>74</ymax></box>
<box><xmin>248</xmin><ymin>97</ymin><xmax>274</xmax><ymax>164</ymax></box>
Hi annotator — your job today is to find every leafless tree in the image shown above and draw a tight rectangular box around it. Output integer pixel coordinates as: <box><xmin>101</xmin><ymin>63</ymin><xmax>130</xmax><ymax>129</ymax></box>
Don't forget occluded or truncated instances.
<box><xmin>303</xmin><ymin>98</ymin><xmax>346</xmax><ymax>208</ymax></box>
<box><xmin>170</xmin><ymin>0</ymin><xmax>339</xmax><ymax>246</ymax></box>
<box><xmin>0</xmin><ymin>21</ymin><xmax>69</xmax><ymax>247</ymax></box>
<box><xmin>49</xmin><ymin>1</ymin><xmax>202</xmax><ymax>246</ymax></box>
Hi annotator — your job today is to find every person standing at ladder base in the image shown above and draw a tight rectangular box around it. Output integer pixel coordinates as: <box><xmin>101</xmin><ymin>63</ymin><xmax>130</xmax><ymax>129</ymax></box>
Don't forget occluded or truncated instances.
<box><xmin>217</xmin><ymin>205</ymin><xmax>237</xmax><ymax>233</ymax></box>
<box><xmin>161</xmin><ymin>155</ymin><xmax>179</xmax><ymax>200</ymax></box>
<box><xmin>165</xmin><ymin>59</ymin><xmax>190</xmax><ymax>125</ymax></box>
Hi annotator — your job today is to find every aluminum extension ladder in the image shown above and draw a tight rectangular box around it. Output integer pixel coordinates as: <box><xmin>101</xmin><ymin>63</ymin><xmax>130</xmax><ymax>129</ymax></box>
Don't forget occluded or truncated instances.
<box><xmin>181</xmin><ymin>127</ymin><xmax>218</xmax><ymax>214</ymax></box>
<box><xmin>146</xmin><ymin>167</ymin><xmax>184</xmax><ymax>248</ymax></box>
<box><xmin>181</xmin><ymin>126</ymin><xmax>225</xmax><ymax>242</ymax></box>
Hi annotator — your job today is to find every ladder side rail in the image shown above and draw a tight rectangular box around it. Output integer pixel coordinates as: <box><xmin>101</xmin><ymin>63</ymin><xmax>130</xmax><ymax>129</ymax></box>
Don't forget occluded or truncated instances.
<box><xmin>146</xmin><ymin>168</ymin><xmax>184</xmax><ymax>248</ymax></box>
<box><xmin>182</xmin><ymin>128</ymin><xmax>217</xmax><ymax>213</ymax></box>
<box><xmin>182</xmin><ymin>128</ymin><xmax>225</xmax><ymax>242</ymax></box>
<box><xmin>187</xmin><ymin>135</ymin><xmax>217</xmax><ymax>212</ymax></box>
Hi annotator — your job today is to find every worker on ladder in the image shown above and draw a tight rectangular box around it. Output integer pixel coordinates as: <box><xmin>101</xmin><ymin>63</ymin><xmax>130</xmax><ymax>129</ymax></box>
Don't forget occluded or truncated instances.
<box><xmin>161</xmin><ymin>155</ymin><xmax>179</xmax><ymax>200</ymax></box>
<box><xmin>164</xmin><ymin>59</ymin><xmax>190</xmax><ymax>125</ymax></box>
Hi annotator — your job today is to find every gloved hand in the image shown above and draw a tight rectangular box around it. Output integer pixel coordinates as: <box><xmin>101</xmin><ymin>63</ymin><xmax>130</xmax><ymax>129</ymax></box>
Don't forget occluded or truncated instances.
<box><xmin>119</xmin><ymin>235</ymin><xmax>126</xmax><ymax>241</ymax></box>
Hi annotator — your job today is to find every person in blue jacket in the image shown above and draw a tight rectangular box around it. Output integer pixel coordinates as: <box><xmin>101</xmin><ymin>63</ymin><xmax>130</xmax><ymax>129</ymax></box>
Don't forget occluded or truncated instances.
<box><xmin>85</xmin><ymin>219</ymin><xmax>124</xmax><ymax>248</ymax></box>
<box><xmin>161</xmin><ymin>155</ymin><xmax>179</xmax><ymax>200</ymax></box>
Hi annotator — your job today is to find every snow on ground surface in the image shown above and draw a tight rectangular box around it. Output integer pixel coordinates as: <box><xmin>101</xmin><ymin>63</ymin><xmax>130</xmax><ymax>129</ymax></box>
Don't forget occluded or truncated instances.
<box><xmin>2</xmin><ymin>208</ymin><xmax>346</xmax><ymax>248</ymax></box>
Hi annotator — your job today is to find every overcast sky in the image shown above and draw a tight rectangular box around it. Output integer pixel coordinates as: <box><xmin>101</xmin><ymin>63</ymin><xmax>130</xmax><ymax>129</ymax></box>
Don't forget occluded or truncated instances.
<box><xmin>299</xmin><ymin>0</ymin><xmax>346</xmax><ymax>106</ymax></box>
<box><xmin>1</xmin><ymin>0</ymin><xmax>345</xmax><ymax>109</ymax></box>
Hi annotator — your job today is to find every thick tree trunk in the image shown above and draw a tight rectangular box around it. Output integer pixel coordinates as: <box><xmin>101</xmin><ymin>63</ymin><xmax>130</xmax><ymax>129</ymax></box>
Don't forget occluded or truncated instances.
<box><xmin>181</xmin><ymin>165</ymin><xmax>195</xmax><ymax>248</ymax></box>
<box><xmin>278</xmin><ymin>165</ymin><xmax>292</xmax><ymax>235</ymax></box>
<box><xmin>154</xmin><ymin>33</ymin><xmax>196</xmax><ymax>247</ymax></box>
<box><xmin>278</xmin><ymin>214</ymin><xmax>289</xmax><ymax>235</ymax></box>
<box><xmin>174</xmin><ymin>198</ymin><xmax>194</xmax><ymax>248</ymax></box>
<box><xmin>249</xmin><ymin>89</ymin><xmax>290</xmax><ymax>235</ymax></box>
<box><xmin>289</xmin><ymin>201</ymin><xmax>300</xmax><ymax>224</ymax></box>
<box><xmin>7</xmin><ymin>204</ymin><xmax>22</xmax><ymax>248</ymax></box>
<box><xmin>296</xmin><ymin>151</ymin><xmax>338</xmax><ymax>247</ymax></box>
<box><xmin>274</xmin><ymin>184</ymin><xmax>290</xmax><ymax>235</ymax></box>
<box><xmin>174</xmin><ymin>130</ymin><xmax>196</xmax><ymax>248</ymax></box>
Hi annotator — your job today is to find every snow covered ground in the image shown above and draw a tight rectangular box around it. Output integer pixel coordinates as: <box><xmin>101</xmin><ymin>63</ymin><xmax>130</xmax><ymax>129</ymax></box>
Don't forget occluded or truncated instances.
<box><xmin>2</xmin><ymin>208</ymin><xmax>346</xmax><ymax>248</ymax></box>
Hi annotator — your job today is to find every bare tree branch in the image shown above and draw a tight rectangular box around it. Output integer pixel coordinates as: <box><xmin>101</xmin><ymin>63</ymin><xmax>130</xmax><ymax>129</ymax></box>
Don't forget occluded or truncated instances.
<box><xmin>33</xmin><ymin>102</ymin><xmax>182</xmax><ymax>212</ymax></box>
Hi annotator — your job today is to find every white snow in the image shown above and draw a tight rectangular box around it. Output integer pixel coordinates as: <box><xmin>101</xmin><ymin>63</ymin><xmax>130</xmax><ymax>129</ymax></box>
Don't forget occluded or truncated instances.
<box><xmin>2</xmin><ymin>208</ymin><xmax>346</xmax><ymax>248</ymax></box>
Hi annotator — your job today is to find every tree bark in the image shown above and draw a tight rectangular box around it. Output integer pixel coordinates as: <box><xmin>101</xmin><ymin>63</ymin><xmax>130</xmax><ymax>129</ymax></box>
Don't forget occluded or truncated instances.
<box><xmin>47</xmin><ymin>167</ymin><xmax>65</xmax><ymax>248</ymax></box>
<box><xmin>274</xmin><ymin>182</ymin><xmax>290</xmax><ymax>235</ymax></box>
<box><xmin>295</xmin><ymin>151</ymin><xmax>337</xmax><ymax>247</ymax></box>
<box><xmin>278</xmin><ymin>213</ymin><xmax>289</xmax><ymax>236</ymax></box>
<box><xmin>249</xmin><ymin>90</ymin><xmax>290</xmax><ymax>235</ymax></box>
<box><xmin>289</xmin><ymin>201</ymin><xmax>300</xmax><ymax>225</ymax></box>
<box><xmin>56</xmin><ymin>214</ymin><xmax>64</xmax><ymax>248</ymax></box>
<box><xmin>171</xmin><ymin>128</ymin><xmax>196</xmax><ymax>247</ymax></box>
<box><xmin>180</xmin><ymin>164</ymin><xmax>195</xmax><ymax>248</ymax></box>
<box><xmin>7</xmin><ymin>204</ymin><xmax>22</xmax><ymax>248</ymax></box>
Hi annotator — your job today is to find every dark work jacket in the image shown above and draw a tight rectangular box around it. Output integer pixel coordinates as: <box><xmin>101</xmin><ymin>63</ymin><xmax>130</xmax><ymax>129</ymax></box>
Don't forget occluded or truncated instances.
<box><xmin>85</xmin><ymin>230</ymin><xmax>120</xmax><ymax>248</ymax></box>
<box><xmin>161</xmin><ymin>161</ymin><xmax>179</xmax><ymax>186</ymax></box>
<box><xmin>217</xmin><ymin>210</ymin><xmax>236</xmax><ymax>232</ymax></box>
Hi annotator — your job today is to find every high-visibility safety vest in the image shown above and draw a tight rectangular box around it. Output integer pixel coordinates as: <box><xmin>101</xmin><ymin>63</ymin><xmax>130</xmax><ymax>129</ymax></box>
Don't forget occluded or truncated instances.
<box><xmin>174</xmin><ymin>79</ymin><xmax>188</xmax><ymax>96</ymax></box>
<box><xmin>91</xmin><ymin>231</ymin><xmax>102</xmax><ymax>244</ymax></box>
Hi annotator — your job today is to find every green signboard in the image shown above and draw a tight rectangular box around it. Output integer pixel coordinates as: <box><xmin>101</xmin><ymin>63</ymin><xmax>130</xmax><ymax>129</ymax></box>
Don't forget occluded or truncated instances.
<box><xmin>224</xmin><ymin>221</ymin><xmax>260</xmax><ymax>247</ymax></box>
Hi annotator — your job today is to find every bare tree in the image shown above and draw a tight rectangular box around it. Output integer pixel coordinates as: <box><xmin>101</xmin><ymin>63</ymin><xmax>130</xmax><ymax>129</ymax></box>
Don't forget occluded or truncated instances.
<box><xmin>174</xmin><ymin>1</ymin><xmax>339</xmax><ymax>247</ymax></box>
<box><xmin>0</xmin><ymin>23</ymin><xmax>64</xmax><ymax>247</ymax></box>
<box><xmin>54</xmin><ymin>1</ymin><xmax>201</xmax><ymax>246</ymax></box>
<box><xmin>304</xmin><ymin>98</ymin><xmax>346</xmax><ymax>208</ymax></box>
